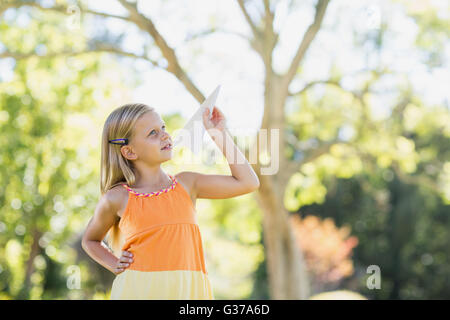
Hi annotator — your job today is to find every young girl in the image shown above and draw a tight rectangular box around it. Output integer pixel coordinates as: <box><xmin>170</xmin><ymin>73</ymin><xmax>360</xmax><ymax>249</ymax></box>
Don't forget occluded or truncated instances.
<box><xmin>81</xmin><ymin>103</ymin><xmax>260</xmax><ymax>300</ymax></box>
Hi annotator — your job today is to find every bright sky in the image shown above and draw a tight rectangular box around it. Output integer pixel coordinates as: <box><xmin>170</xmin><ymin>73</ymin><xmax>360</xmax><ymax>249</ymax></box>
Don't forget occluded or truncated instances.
<box><xmin>1</xmin><ymin>0</ymin><xmax>449</xmax><ymax>133</ymax></box>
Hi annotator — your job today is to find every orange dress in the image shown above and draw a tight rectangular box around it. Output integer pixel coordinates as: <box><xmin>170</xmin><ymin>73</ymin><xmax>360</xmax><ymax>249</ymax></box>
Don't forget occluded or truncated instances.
<box><xmin>109</xmin><ymin>174</ymin><xmax>214</xmax><ymax>300</ymax></box>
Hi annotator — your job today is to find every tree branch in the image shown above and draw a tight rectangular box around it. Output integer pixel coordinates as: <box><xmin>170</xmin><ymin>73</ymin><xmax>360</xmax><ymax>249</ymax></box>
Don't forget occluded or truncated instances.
<box><xmin>288</xmin><ymin>78</ymin><xmax>368</xmax><ymax>111</ymax></box>
<box><xmin>1</xmin><ymin>0</ymin><xmax>130</xmax><ymax>21</ymax></box>
<box><xmin>283</xmin><ymin>0</ymin><xmax>330</xmax><ymax>88</ymax></box>
<box><xmin>287</xmin><ymin>71</ymin><xmax>388</xmax><ymax>136</ymax></box>
<box><xmin>117</xmin><ymin>0</ymin><xmax>205</xmax><ymax>103</ymax></box>
<box><xmin>263</xmin><ymin>0</ymin><xmax>274</xmax><ymax>27</ymax></box>
<box><xmin>392</xmin><ymin>162</ymin><xmax>442</xmax><ymax>194</ymax></box>
<box><xmin>0</xmin><ymin>45</ymin><xmax>160</xmax><ymax>68</ymax></box>
<box><xmin>184</xmin><ymin>27</ymin><xmax>250</xmax><ymax>43</ymax></box>
<box><xmin>262</xmin><ymin>0</ymin><xmax>278</xmax><ymax>62</ymax></box>
<box><xmin>288</xmin><ymin>79</ymin><xmax>340</xmax><ymax>96</ymax></box>
<box><xmin>282</xmin><ymin>137</ymin><xmax>345</xmax><ymax>186</ymax></box>
<box><xmin>236</xmin><ymin>0</ymin><xmax>261</xmax><ymax>39</ymax></box>
<box><xmin>288</xmin><ymin>67</ymin><xmax>392</xmax><ymax>97</ymax></box>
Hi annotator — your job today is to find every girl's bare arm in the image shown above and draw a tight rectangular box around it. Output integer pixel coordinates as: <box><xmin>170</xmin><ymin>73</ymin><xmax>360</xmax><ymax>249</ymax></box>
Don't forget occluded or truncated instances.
<box><xmin>178</xmin><ymin>129</ymin><xmax>260</xmax><ymax>200</ymax></box>
<box><xmin>81</xmin><ymin>189</ymin><xmax>133</xmax><ymax>274</ymax></box>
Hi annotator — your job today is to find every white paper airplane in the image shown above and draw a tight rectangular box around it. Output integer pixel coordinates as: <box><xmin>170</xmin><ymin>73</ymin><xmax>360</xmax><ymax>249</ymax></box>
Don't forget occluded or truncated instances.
<box><xmin>172</xmin><ymin>85</ymin><xmax>221</xmax><ymax>155</ymax></box>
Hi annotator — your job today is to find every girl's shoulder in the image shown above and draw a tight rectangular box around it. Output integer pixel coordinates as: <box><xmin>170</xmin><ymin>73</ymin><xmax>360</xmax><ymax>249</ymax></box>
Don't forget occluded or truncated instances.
<box><xmin>105</xmin><ymin>183</ymin><xmax>129</xmax><ymax>219</ymax></box>
<box><xmin>174</xmin><ymin>171</ymin><xmax>198</xmax><ymax>204</ymax></box>
<box><xmin>174</xmin><ymin>171</ymin><xmax>196</xmax><ymax>192</ymax></box>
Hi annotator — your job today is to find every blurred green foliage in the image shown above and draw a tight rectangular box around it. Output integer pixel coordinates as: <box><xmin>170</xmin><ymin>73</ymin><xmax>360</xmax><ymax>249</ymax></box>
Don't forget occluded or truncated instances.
<box><xmin>1</xmin><ymin>0</ymin><xmax>449</xmax><ymax>300</ymax></box>
<box><xmin>0</xmin><ymin>5</ymin><xmax>264</xmax><ymax>300</ymax></box>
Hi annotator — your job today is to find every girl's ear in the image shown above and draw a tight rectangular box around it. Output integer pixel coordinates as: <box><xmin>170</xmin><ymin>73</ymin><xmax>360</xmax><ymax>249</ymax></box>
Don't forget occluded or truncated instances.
<box><xmin>121</xmin><ymin>145</ymin><xmax>138</xmax><ymax>160</ymax></box>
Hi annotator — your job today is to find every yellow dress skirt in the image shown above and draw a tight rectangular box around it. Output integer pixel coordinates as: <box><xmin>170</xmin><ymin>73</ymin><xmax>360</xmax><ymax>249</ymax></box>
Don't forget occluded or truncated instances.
<box><xmin>110</xmin><ymin>269</ymin><xmax>214</xmax><ymax>300</ymax></box>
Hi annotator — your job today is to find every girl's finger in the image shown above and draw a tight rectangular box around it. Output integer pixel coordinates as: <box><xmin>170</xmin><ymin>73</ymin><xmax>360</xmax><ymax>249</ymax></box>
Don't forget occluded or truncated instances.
<box><xmin>213</xmin><ymin>106</ymin><xmax>223</xmax><ymax>117</ymax></box>
<box><xmin>119</xmin><ymin>256</ymin><xmax>133</xmax><ymax>263</ymax></box>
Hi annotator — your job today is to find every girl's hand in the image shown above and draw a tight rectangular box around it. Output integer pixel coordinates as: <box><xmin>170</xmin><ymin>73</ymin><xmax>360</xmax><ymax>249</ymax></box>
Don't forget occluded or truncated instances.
<box><xmin>113</xmin><ymin>251</ymin><xmax>134</xmax><ymax>275</ymax></box>
<box><xmin>203</xmin><ymin>106</ymin><xmax>227</xmax><ymax>133</ymax></box>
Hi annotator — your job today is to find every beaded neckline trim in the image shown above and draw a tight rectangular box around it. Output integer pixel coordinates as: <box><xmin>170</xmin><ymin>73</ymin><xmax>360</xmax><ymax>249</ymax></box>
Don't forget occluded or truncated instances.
<box><xmin>121</xmin><ymin>174</ymin><xmax>178</xmax><ymax>197</ymax></box>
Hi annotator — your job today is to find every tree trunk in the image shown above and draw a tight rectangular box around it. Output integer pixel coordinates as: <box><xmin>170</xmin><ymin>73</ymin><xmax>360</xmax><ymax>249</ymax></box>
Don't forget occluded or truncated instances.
<box><xmin>18</xmin><ymin>227</ymin><xmax>42</xmax><ymax>299</ymax></box>
<box><xmin>252</xmin><ymin>64</ymin><xmax>311</xmax><ymax>299</ymax></box>
<box><xmin>254</xmin><ymin>171</ymin><xmax>310</xmax><ymax>299</ymax></box>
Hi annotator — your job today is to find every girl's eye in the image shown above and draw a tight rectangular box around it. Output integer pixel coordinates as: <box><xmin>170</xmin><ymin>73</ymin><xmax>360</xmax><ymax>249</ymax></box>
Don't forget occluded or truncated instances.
<box><xmin>149</xmin><ymin>126</ymin><xmax>165</xmax><ymax>136</ymax></box>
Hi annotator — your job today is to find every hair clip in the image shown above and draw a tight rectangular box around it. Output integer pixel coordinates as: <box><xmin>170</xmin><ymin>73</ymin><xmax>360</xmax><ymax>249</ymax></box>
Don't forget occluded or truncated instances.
<box><xmin>108</xmin><ymin>138</ymin><xmax>128</xmax><ymax>145</ymax></box>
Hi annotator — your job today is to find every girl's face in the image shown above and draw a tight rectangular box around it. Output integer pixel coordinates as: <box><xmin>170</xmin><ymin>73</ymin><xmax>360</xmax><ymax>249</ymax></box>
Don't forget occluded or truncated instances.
<box><xmin>126</xmin><ymin>111</ymin><xmax>172</xmax><ymax>163</ymax></box>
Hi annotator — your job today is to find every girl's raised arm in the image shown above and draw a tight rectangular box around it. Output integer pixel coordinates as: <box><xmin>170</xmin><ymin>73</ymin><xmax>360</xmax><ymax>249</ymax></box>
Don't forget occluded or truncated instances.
<box><xmin>178</xmin><ymin>106</ymin><xmax>260</xmax><ymax>199</ymax></box>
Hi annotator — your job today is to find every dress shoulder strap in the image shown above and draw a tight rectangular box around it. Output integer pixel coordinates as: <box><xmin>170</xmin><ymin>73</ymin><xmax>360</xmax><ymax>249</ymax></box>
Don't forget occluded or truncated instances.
<box><xmin>120</xmin><ymin>175</ymin><xmax>178</xmax><ymax>198</ymax></box>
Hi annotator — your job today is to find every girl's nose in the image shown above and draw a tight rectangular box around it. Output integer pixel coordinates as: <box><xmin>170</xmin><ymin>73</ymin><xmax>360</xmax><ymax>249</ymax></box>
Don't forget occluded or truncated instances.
<box><xmin>162</xmin><ymin>131</ymin><xmax>170</xmax><ymax>140</ymax></box>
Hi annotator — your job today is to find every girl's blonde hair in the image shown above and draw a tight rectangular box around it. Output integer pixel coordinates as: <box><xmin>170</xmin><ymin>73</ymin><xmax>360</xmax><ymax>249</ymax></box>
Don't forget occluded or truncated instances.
<box><xmin>100</xmin><ymin>103</ymin><xmax>154</xmax><ymax>256</ymax></box>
